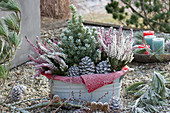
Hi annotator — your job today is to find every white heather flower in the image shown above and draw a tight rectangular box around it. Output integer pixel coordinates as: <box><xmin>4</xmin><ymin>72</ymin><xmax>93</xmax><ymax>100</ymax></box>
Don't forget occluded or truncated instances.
<box><xmin>98</xmin><ymin>27</ymin><xmax>134</xmax><ymax>70</ymax></box>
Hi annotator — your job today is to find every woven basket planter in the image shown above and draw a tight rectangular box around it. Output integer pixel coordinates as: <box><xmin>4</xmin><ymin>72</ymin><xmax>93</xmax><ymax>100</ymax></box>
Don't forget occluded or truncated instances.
<box><xmin>42</xmin><ymin>66</ymin><xmax>130</xmax><ymax>102</ymax></box>
<box><xmin>134</xmin><ymin>53</ymin><xmax>170</xmax><ymax>63</ymax></box>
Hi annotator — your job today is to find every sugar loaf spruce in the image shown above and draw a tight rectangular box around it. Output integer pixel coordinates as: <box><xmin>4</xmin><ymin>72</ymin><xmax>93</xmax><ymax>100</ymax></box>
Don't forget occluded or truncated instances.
<box><xmin>59</xmin><ymin>5</ymin><xmax>101</xmax><ymax>68</ymax></box>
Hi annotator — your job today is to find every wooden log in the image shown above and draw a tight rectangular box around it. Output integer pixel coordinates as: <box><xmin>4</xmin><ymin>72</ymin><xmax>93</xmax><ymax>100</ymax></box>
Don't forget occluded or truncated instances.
<box><xmin>83</xmin><ymin>20</ymin><xmax>151</xmax><ymax>31</ymax></box>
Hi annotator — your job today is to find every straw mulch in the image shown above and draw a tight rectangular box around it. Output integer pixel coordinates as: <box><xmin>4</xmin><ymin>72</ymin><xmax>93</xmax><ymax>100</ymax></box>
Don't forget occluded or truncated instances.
<box><xmin>40</xmin><ymin>0</ymin><xmax>70</xmax><ymax>19</ymax></box>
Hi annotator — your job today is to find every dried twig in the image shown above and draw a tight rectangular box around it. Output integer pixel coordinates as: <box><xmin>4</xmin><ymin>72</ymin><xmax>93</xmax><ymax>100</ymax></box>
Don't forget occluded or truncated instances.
<box><xmin>109</xmin><ymin>83</ymin><xmax>115</xmax><ymax>107</ymax></box>
<box><xmin>53</xmin><ymin>97</ymin><xmax>71</xmax><ymax>113</ymax></box>
<box><xmin>35</xmin><ymin>95</ymin><xmax>60</xmax><ymax>113</ymax></box>
<box><xmin>96</xmin><ymin>92</ymin><xmax>109</xmax><ymax>103</ymax></box>
<box><xmin>11</xmin><ymin>98</ymin><xmax>43</xmax><ymax>106</ymax></box>
<box><xmin>81</xmin><ymin>97</ymin><xmax>86</xmax><ymax>106</ymax></box>
<box><xmin>0</xmin><ymin>102</ymin><xmax>29</xmax><ymax>113</ymax></box>
<box><xmin>49</xmin><ymin>75</ymin><xmax>55</xmax><ymax>99</ymax></box>
<box><xmin>78</xmin><ymin>90</ymin><xmax>82</xmax><ymax>105</ymax></box>
<box><xmin>142</xmin><ymin>0</ymin><xmax>154</xmax><ymax>30</ymax></box>
<box><xmin>0</xmin><ymin>99</ymin><xmax>86</xmax><ymax>113</ymax></box>
<box><xmin>71</xmin><ymin>91</ymin><xmax>74</xmax><ymax>104</ymax></box>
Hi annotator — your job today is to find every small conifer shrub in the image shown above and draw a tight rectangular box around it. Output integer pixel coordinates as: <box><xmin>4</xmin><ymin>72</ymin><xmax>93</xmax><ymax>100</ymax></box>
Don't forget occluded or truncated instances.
<box><xmin>59</xmin><ymin>5</ymin><xmax>101</xmax><ymax>67</ymax></box>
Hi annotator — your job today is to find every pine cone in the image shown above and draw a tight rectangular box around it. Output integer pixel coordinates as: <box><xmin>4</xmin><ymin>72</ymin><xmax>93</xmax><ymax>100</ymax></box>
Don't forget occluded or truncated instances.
<box><xmin>96</xmin><ymin>60</ymin><xmax>111</xmax><ymax>74</ymax></box>
<box><xmin>67</xmin><ymin>65</ymin><xmax>80</xmax><ymax>76</ymax></box>
<box><xmin>11</xmin><ymin>85</ymin><xmax>26</xmax><ymax>102</ymax></box>
<box><xmin>18</xmin><ymin>85</ymin><xmax>27</xmax><ymax>94</ymax></box>
<box><xmin>110</xmin><ymin>98</ymin><xmax>122</xmax><ymax>111</ymax></box>
<box><xmin>11</xmin><ymin>86</ymin><xmax>23</xmax><ymax>101</ymax></box>
<box><xmin>79</xmin><ymin>56</ymin><xmax>95</xmax><ymax>75</ymax></box>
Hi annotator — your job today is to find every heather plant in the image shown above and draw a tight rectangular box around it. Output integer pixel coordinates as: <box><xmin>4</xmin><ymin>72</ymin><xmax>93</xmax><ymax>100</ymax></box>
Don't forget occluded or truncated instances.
<box><xmin>26</xmin><ymin>37</ymin><xmax>68</xmax><ymax>78</ymax></box>
<box><xmin>97</xmin><ymin>26</ymin><xmax>134</xmax><ymax>71</ymax></box>
<box><xmin>0</xmin><ymin>0</ymin><xmax>21</xmax><ymax>81</ymax></box>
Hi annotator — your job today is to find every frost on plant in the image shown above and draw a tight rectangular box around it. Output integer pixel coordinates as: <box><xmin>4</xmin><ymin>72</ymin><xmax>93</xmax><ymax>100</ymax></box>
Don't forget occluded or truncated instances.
<box><xmin>59</xmin><ymin>5</ymin><xmax>101</xmax><ymax>67</ymax></box>
<box><xmin>97</xmin><ymin>26</ymin><xmax>134</xmax><ymax>70</ymax></box>
<box><xmin>26</xmin><ymin>37</ymin><xmax>68</xmax><ymax>78</ymax></box>
<box><xmin>128</xmin><ymin>71</ymin><xmax>169</xmax><ymax>113</ymax></box>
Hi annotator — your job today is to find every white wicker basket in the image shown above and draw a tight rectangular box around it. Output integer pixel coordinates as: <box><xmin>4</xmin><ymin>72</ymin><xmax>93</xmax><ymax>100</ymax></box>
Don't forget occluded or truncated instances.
<box><xmin>50</xmin><ymin>77</ymin><xmax>121</xmax><ymax>102</ymax></box>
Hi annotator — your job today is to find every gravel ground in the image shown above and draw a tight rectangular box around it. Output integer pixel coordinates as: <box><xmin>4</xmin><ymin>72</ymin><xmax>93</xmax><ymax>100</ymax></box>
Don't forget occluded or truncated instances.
<box><xmin>0</xmin><ymin>62</ymin><xmax>169</xmax><ymax>112</ymax></box>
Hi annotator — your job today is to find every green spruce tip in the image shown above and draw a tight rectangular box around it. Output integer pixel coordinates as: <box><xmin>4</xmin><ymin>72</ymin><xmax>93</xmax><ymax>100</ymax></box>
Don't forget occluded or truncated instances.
<box><xmin>59</xmin><ymin>5</ymin><xmax>101</xmax><ymax>67</ymax></box>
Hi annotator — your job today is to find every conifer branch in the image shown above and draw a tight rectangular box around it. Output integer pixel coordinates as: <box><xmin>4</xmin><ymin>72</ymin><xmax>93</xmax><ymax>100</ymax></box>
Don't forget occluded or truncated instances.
<box><xmin>0</xmin><ymin>0</ymin><xmax>21</xmax><ymax>64</ymax></box>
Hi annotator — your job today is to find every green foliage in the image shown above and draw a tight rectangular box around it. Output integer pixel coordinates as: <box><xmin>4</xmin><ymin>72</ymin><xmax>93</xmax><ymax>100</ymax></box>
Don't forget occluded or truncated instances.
<box><xmin>3</xmin><ymin>13</ymin><xmax>20</xmax><ymax>33</ymax></box>
<box><xmin>0</xmin><ymin>0</ymin><xmax>21</xmax><ymax>64</ymax></box>
<box><xmin>126</xmin><ymin>81</ymin><xmax>146</xmax><ymax>95</ymax></box>
<box><xmin>134</xmin><ymin>48</ymin><xmax>148</xmax><ymax>54</ymax></box>
<box><xmin>8</xmin><ymin>31</ymin><xmax>21</xmax><ymax>47</ymax></box>
<box><xmin>160</xmin><ymin>71</ymin><xmax>170</xmax><ymax>89</ymax></box>
<box><xmin>105</xmin><ymin>0</ymin><xmax>126</xmax><ymax>21</ymax></box>
<box><xmin>106</xmin><ymin>0</ymin><xmax>170</xmax><ymax>32</ymax></box>
<box><xmin>0</xmin><ymin>0</ymin><xmax>21</xmax><ymax>80</ymax></box>
<box><xmin>0</xmin><ymin>0</ymin><xmax>21</xmax><ymax>12</ymax></box>
<box><xmin>59</xmin><ymin>5</ymin><xmax>101</xmax><ymax>67</ymax></box>
<box><xmin>0</xmin><ymin>64</ymin><xmax>10</xmax><ymax>80</ymax></box>
<box><xmin>133</xmin><ymin>31</ymin><xmax>143</xmax><ymax>45</ymax></box>
<box><xmin>0</xmin><ymin>21</ymin><xmax>8</xmax><ymax>36</ymax></box>
<box><xmin>126</xmin><ymin>72</ymin><xmax>169</xmax><ymax>112</ymax></box>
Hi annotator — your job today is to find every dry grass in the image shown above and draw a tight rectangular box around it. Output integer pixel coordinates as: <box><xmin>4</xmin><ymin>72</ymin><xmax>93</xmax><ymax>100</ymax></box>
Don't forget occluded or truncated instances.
<box><xmin>40</xmin><ymin>0</ymin><xmax>70</xmax><ymax>19</ymax></box>
<box><xmin>83</xmin><ymin>12</ymin><xmax>121</xmax><ymax>24</ymax></box>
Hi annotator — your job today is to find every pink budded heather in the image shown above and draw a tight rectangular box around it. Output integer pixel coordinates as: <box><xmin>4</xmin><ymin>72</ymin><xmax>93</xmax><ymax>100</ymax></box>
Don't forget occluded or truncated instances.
<box><xmin>26</xmin><ymin>37</ymin><xmax>68</xmax><ymax>78</ymax></box>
